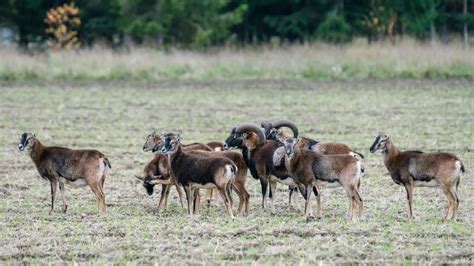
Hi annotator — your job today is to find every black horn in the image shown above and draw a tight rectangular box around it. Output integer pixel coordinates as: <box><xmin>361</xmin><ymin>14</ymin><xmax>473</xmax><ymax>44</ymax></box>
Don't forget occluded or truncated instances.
<box><xmin>270</xmin><ymin>119</ymin><xmax>299</xmax><ymax>137</ymax></box>
<box><xmin>235</xmin><ymin>123</ymin><xmax>266</xmax><ymax>144</ymax></box>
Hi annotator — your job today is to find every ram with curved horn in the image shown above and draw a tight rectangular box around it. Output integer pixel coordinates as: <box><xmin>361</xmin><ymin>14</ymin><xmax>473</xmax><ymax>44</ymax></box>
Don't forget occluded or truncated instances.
<box><xmin>234</xmin><ymin>123</ymin><xmax>301</xmax><ymax>213</ymax></box>
<box><xmin>261</xmin><ymin>119</ymin><xmax>301</xmax><ymax>205</ymax></box>
<box><xmin>263</xmin><ymin>119</ymin><xmax>299</xmax><ymax>140</ymax></box>
<box><xmin>266</xmin><ymin>120</ymin><xmax>365</xmax><ymax>216</ymax></box>
<box><xmin>266</xmin><ymin>119</ymin><xmax>365</xmax><ymax>159</ymax></box>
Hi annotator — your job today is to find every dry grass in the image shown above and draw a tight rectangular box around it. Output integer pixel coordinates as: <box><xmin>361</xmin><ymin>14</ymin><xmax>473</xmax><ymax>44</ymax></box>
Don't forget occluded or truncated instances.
<box><xmin>0</xmin><ymin>79</ymin><xmax>473</xmax><ymax>264</ymax></box>
<box><xmin>0</xmin><ymin>39</ymin><xmax>473</xmax><ymax>80</ymax></box>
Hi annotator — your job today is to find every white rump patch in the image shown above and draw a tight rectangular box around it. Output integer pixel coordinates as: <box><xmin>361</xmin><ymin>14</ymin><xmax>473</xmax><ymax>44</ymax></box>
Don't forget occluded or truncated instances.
<box><xmin>214</xmin><ymin>147</ymin><xmax>222</xmax><ymax>151</ymax></box>
<box><xmin>273</xmin><ymin>146</ymin><xmax>286</xmax><ymax>166</ymax></box>
<box><xmin>455</xmin><ymin>161</ymin><xmax>462</xmax><ymax>174</ymax></box>
<box><xmin>357</xmin><ymin>161</ymin><xmax>363</xmax><ymax>178</ymax></box>
<box><xmin>224</xmin><ymin>164</ymin><xmax>236</xmax><ymax>181</ymax></box>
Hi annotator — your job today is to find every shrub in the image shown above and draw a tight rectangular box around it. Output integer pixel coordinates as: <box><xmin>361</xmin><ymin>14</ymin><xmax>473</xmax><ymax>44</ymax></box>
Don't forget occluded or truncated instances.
<box><xmin>315</xmin><ymin>11</ymin><xmax>352</xmax><ymax>44</ymax></box>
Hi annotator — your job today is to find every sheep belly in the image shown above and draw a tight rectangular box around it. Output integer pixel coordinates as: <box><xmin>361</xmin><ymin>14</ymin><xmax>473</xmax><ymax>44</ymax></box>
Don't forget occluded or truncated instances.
<box><xmin>191</xmin><ymin>183</ymin><xmax>216</xmax><ymax>189</ymax></box>
<box><xmin>60</xmin><ymin>177</ymin><xmax>88</xmax><ymax>188</ymax></box>
<box><xmin>316</xmin><ymin>180</ymin><xmax>341</xmax><ymax>188</ymax></box>
<box><xmin>413</xmin><ymin>179</ymin><xmax>439</xmax><ymax>187</ymax></box>
<box><xmin>270</xmin><ymin>175</ymin><xmax>297</xmax><ymax>186</ymax></box>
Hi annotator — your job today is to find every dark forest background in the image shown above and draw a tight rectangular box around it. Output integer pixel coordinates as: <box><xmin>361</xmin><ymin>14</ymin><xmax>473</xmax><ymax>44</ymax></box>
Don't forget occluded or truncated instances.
<box><xmin>0</xmin><ymin>0</ymin><xmax>472</xmax><ymax>49</ymax></box>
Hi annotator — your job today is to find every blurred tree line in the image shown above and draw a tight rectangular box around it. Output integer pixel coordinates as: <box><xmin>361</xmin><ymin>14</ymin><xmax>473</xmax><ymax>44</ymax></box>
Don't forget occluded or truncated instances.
<box><xmin>0</xmin><ymin>0</ymin><xmax>472</xmax><ymax>49</ymax></box>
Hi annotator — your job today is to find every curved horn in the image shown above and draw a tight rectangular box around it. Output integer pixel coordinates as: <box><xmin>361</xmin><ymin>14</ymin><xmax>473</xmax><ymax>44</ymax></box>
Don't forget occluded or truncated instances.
<box><xmin>135</xmin><ymin>175</ymin><xmax>145</xmax><ymax>181</ymax></box>
<box><xmin>270</xmin><ymin>119</ymin><xmax>299</xmax><ymax>137</ymax></box>
<box><xmin>235</xmin><ymin>123</ymin><xmax>266</xmax><ymax>144</ymax></box>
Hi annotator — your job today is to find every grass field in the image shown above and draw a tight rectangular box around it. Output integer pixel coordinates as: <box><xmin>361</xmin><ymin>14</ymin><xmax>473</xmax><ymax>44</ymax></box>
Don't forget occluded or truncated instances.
<box><xmin>0</xmin><ymin>79</ymin><xmax>473</xmax><ymax>264</ymax></box>
<box><xmin>1</xmin><ymin>40</ymin><xmax>474</xmax><ymax>81</ymax></box>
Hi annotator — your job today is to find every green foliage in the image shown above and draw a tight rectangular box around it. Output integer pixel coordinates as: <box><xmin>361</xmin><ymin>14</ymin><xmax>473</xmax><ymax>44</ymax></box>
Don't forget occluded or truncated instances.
<box><xmin>316</xmin><ymin>11</ymin><xmax>352</xmax><ymax>43</ymax></box>
<box><xmin>398</xmin><ymin>0</ymin><xmax>441</xmax><ymax>38</ymax></box>
<box><xmin>121</xmin><ymin>0</ymin><xmax>247</xmax><ymax>47</ymax></box>
<box><xmin>0</xmin><ymin>0</ymin><xmax>472</xmax><ymax>48</ymax></box>
<box><xmin>76</xmin><ymin>0</ymin><xmax>122</xmax><ymax>46</ymax></box>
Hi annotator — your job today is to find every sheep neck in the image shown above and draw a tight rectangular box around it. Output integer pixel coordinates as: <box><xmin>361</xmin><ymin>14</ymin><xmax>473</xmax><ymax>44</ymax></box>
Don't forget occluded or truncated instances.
<box><xmin>29</xmin><ymin>139</ymin><xmax>45</xmax><ymax>163</ymax></box>
<box><xmin>382</xmin><ymin>141</ymin><xmax>400</xmax><ymax>170</ymax></box>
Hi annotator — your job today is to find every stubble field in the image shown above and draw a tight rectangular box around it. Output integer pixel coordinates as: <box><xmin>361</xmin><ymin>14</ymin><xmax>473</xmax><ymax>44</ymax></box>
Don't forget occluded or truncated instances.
<box><xmin>0</xmin><ymin>79</ymin><xmax>473</xmax><ymax>264</ymax></box>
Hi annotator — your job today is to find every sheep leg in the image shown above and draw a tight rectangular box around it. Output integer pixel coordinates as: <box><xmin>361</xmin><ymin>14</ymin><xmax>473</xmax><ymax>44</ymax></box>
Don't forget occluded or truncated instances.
<box><xmin>205</xmin><ymin>189</ymin><xmax>213</xmax><ymax>206</ymax></box>
<box><xmin>259</xmin><ymin>176</ymin><xmax>268</xmax><ymax>210</ymax></box>
<box><xmin>347</xmin><ymin>195</ymin><xmax>353</xmax><ymax>218</ymax></box>
<box><xmin>232</xmin><ymin>183</ymin><xmax>245</xmax><ymax>215</ymax></box>
<box><xmin>304</xmin><ymin>184</ymin><xmax>314</xmax><ymax>221</ymax></box>
<box><xmin>49</xmin><ymin>179</ymin><xmax>58</xmax><ymax>214</ymax></box>
<box><xmin>404</xmin><ymin>184</ymin><xmax>414</xmax><ymax>220</ymax></box>
<box><xmin>100</xmin><ymin>174</ymin><xmax>106</xmax><ymax>189</ymax></box>
<box><xmin>226</xmin><ymin>182</ymin><xmax>234</xmax><ymax>207</ymax></box>
<box><xmin>451</xmin><ymin>184</ymin><xmax>460</xmax><ymax>219</ymax></box>
<box><xmin>157</xmin><ymin>184</ymin><xmax>169</xmax><ymax>211</ymax></box>
<box><xmin>287</xmin><ymin>186</ymin><xmax>301</xmax><ymax>211</ymax></box>
<box><xmin>288</xmin><ymin>186</ymin><xmax>294</xmax><ymax>209</ymax></box>
<box><xmin>58</xmin><ymin>181</ymin><xmax>68</xmax><ymax>213</ymax></box>
<box><xmin>351</xmin><ymin>186</ymin><xmax>363</xmax><ymax>220</ymax></box>
<box><xmin>216</xmin><ymin>185</ymin><xmax>234</xmax><ymax>218</ymax></box>
<box><xmin>314</xmin><ymin>186</ymin><xmax>322</xmax><ymax>219</ymax></box>
<box><xmin>88</xmin><ymin>180</ymin><xmax>106</xmax><ymax>212</ymax></box>
<box><xmin>193</xmin><ymin>189</ymin><xmax>201</xmax><ymax>215</ymax></box>
<box><xmin>231</xmin><ymin>176</ymin><xmax>250</xmax><ymax>215</ymax></box>
<box><xmin>449</xmin><ymin>186</ymin><xmax>459</xmax><ymax>220</ymax></box>
<box><xmin>355</xmin><ymin>188</ymin><xmax>363</xmax><ymax>218</ymax></box>
<box><xmin>175</xmin><ymin>184</ymin><xmax>185</xmax><ymax>208</ymax></box>
<box><xmin>184</xmin><ymin>186</ymin><xmax>194</xmax><ymax>216</ymax></box>
<box><xmin>242</xmin><ymin>184</ymin><xmax>250</xmax><ymax>215</ymax></box>
<box><xmin>441</xmin><ymin>185</ymin><xmax>455</xmax><ymax>220</ymax></box>
<box><xmin>269</xmin><ymin>181</ymin><xmax>277</xmax><ymax>214</ymax></box>
<box><xmin>164</xmin><ymin>184</ymin><xmax>171</xmax><ymax>208</ymax></box>
<box><xmin>226</xmin><ymin>184</ymin><xmax>235</xmax><ymax>218</ymax></box>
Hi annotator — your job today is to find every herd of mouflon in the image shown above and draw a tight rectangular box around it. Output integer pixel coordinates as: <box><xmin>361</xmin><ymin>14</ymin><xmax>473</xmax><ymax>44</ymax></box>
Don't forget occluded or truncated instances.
<box><xmin>18</xmin><ymin>119</ymin><xmax>465</xmax><ymax>221</ymax></box>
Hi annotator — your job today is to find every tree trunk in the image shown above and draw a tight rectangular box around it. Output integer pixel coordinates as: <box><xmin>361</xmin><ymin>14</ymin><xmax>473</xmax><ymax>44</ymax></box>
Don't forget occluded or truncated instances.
<box><xmin>463</xmin><ymin>0</ymin><xmax>468</xmax><ymax>48</ymax></box>
<box><xmin>430</xmin><ymin>21</ymin><xmax>437</xmax><ymax>45</ymax></box>
<box><xmin>336</xmin><ymin>0</ymin><xmax>344</xmax><ymax>14</ymax></box>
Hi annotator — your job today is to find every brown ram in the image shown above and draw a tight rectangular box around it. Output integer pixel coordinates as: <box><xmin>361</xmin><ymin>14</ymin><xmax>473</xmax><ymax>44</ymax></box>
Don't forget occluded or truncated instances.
<box><xmin>18</xmin><ymin>133</ymin><xmax>111</xmax><ymax>213</ymax></box>
<box><xmin>370</xmin><ymin>134</ymin><xmax>465</xmax><ymax>220</ymax></box>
